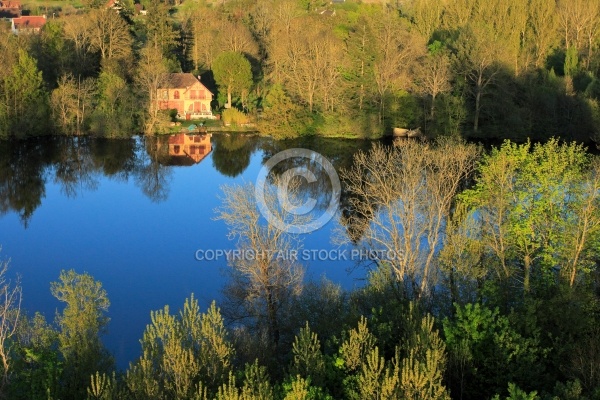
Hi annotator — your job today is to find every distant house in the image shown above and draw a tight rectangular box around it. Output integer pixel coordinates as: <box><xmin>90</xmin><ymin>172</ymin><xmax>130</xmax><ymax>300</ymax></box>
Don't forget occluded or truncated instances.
<box><xmin>11</xmin><ymin>15</ymin><xmax>46</xmax><ymax>34</ymax></box>
<box><xmin>105</xmin><ymin>0</ymin><xmax>122</xmax><ymax>11</ymax></box>
<box><xmin>167</xmin><ymin>133</ymin><xmax>212</xmax><ymax>165</ymax></box>
<box><xmin>157</xmin><ymin>73</ymin><xmax>214</xmax><ymax>119</ymax></box>
<box><xmin>0</xmin><ymin>0</ymin><xmax>21</xmax><ymax>18</ymax></box>
<box><xmin>134</xmin><ymin>3</ymin><xmax>145</xmax><ymax>14</ymax></box>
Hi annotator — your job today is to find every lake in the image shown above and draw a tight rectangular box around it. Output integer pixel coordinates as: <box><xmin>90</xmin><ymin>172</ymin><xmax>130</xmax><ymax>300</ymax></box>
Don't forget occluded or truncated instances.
<box><xmin>0</xmin><ymin>134</ymin><xmax>373</xmax><ymax>369</ymax></box>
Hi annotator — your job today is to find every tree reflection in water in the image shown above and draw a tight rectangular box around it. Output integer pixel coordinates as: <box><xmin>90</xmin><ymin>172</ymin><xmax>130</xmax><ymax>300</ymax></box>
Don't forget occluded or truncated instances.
<box><xmin>211</xmin><ymin>134</ymin><xmax>258</xmax><ymax>177</ymax></box>
<box><xmin>0</xmin><ymin>134</ymin><xmax>376</xmax><ymax>230</ymax></box>
<box><xmin>135</xmin><ymin>136</ymin><xmax>172</xmax><ymax>203</ymax></box>
<box><xmin>0</xmin><ymin>138</ymin><xmax>54</xmax><ymax>227</ymax></box>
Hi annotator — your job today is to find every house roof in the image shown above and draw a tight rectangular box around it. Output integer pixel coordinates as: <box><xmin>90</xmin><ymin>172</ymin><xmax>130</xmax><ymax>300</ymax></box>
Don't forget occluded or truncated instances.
<box><xmin>160</xmin><ymin>73</ymin><xmax>213</xmax><ymax>94</ymax></box>
<box><xmin>12</xmin><ymin>16</ymin><xmax>45</xmax><ymax>30</ymax></box>
<box><xmin>0</xmin><ymin>0</ymin><xmax>21</xmax><ymax>8</ymax></box>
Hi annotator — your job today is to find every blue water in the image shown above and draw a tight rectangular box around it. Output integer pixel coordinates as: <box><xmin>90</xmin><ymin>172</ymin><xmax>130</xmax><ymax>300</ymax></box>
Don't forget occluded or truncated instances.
<box><xmin>0</xmin><ymin>135</ymin><xmax>369</xmax><ymax>369</ymax></box>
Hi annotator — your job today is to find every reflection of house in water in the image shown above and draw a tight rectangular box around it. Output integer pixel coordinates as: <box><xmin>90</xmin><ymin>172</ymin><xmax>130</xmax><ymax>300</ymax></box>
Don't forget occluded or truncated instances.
<box><xmin>166</xmin><ymin>133</ymin><xmax>212</xmax><ymax>166</ymax></box>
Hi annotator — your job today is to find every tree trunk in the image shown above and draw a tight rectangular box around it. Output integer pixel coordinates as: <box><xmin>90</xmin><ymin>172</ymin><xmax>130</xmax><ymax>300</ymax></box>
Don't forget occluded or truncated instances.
<box><xmin>266</xmin><ymin>291</ymin><xmax>279</xmax><ymax>346</ymax></box>
<box><xmin>474</xmin><ymin>86</ymin><xmax>481</xmax><ymax>133</ymax></box>
<box><xmin>523</xmin><ymin>254</ymin><xmax>531</xmax><ymax>293</ymax></box>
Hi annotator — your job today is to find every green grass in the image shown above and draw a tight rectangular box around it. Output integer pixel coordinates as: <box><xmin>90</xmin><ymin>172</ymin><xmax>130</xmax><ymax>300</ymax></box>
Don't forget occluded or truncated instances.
<box><xmin>176</xmin><ymin>118</ymin><xmax>223</xmax><ymax>128</ymax></box>
<box><xmin>22</xmin><ymin>0</ymin><xmax>84</xmax><ymax>15</ymax></box>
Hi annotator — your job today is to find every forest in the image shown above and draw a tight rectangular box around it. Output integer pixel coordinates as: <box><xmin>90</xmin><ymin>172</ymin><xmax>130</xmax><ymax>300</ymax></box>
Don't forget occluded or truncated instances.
<box><xmin>0</xmin><ymin>138</ymin><xmax>599</xmax><ymax>399</ymax></box>
<box><xmin>1</xmin><ymin>0</ymin><xmax>600</xmax><ymax>140</ymax></box>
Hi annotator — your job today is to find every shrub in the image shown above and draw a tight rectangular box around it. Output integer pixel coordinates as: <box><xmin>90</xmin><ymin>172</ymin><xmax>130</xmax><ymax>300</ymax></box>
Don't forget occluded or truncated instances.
<box><xmin>222</xmin><ymin>108</ymin><xmax>250</xmax><ymax>126</ymax></box>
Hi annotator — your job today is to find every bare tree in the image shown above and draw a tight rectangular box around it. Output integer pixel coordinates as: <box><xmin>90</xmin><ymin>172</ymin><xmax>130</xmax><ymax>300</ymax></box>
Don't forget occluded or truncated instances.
<box><xmin>215</xmin><ymin>181</ymin><xmax>306</xmax><ymax>348</ymax></box>
<box><xmin>267</xmin><ymin>16</ymin><xmax>344</xmax><ymax>113</ymax></box>
<box><xmin>63</xmin><ymin>15</ymin><xmax>95</xmax><ymax>75</ymax></box>
<box><xmin>415</xmin><ymin>50</ymin><xmax>451</xmax><ymax>119</ymax></box>
<box><xmin>561</xmin><ymin>159</ymin><xmax>600</xmax><ymax>286</ymax></box>
<box><xmin>406</xmin><ymin>0</ymin><xmax>443</xmax><ymax>40</ymax></box>
<box><xmin>338</xmin><ymin>139</ymin><xmax>479</xmax><ymax>297</ymax></box>
<box><xmin>442</xmin><ymin>0</ymin><xmax>475</xmax><ymax>29</ymax></box>
<box><xmin>0</xmin><ymin>256</ymin><xmax>22</xmax><ymax>395</ymax></box>
<box><xmin>371</xmin><ymin>13</ymin><xmax>424</xmax><ymax>123</ymax></box>
<box><xmin>135</xmin><ymin>46</ymin><xmax>168</xmax><ymax>134</ymax></box>
<box><xmin>186</xmin><ymin>8</ymin><xmax>259</xmax><ymax>71</ymax></box>
<box><xmin>88</xmin><ymin>9</ymin><xmax>132</xmax><ymax>61</ymax></box>
<box><xmin>558</xmin><ymin>0</ymin><xmax>600</xmax><ymax>68</ymax></box>
<box><xmin>51</xmin><ymin>74</ymin><xmax>96</xmax><ymax>135</ymax></box>
<box><xmin>456</xmin><ymin>23</ymin><xmax>502</xmax><ymax>133</ymax></box>
<box><xmin>527</xmin><ymin>0</ymin><xmax>559</xmax><ymax>68</ymax></box>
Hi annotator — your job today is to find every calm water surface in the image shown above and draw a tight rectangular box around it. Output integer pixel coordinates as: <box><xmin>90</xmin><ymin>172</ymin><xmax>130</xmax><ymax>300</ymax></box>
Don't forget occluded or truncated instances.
<box><xmin>0</xmin><ymin>134</ymin><xmax>372</xmax><ymax>368</ymax></box>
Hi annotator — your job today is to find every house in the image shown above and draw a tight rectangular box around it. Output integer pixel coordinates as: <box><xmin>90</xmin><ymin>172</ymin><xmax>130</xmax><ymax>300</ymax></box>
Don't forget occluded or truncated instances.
<box><xmin>134</xmin><ymin>3</ymin><xmax>145</xmax><ymax>14</ymax></box>
<box><xmin>105</xmin><ymin>0</ymin><xmax>122</xmax><ymax>11</ymax></box>
<box><xmin>11</xmin><ymin>15</ymin><xmax>46</xmax><ymax>34</ymax></box>
<box><xmin>157</xmin><ymin>73</ymin><xmax>214</xmax><ymax>120</ymax></box>
<box><xmin>0</xmin><ymin>0</ymin><xmax>21</xmax><ymax>18</ymax></box>
<box><xmin>167</xmin><ymin>133</ymin><xmax>212</xmax><ymax>165</ymax></box>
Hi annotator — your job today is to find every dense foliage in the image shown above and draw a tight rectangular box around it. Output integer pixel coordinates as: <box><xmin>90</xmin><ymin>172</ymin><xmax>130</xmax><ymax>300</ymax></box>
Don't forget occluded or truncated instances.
<box><xmin>1</xmin><ymin>0</ymin><xmax>600</xmax><ymax>139</ymax></box>
<box><xmin>1</xmin><ymin>139</ymin><xmax>599</xmax><ymax>399</ymax></box>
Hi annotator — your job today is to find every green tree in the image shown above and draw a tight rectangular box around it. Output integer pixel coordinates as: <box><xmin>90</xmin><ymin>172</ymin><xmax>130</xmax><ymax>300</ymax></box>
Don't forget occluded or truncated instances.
<box><xmin>127</xmin><ymin>297</ymin><xmax>233</xmax><ymax>399</ymax></box>
<box><xmin>51</xmin><ymin>270</ymin><xmax>112</xmax><ymax>400</ymax></box>
<box><xmin>0</xmin><ymin>50</ymin><xmax>48</xmax><ymax>138</ymax></box>
<box><xmin>458</xmin><ymin>139</ymin><xmax>600</xmax><ymax>292</ymax></box>
<box><xmin>492</xmin><ymin>383</ymin><xmax>539</xmax><ymax>400</ymax></box>
<box><xmin>443</xmin><ymin>303</ymin><xmax>545</xmax><ymax>399</ymax></box>
<box><xmin>212</xmin><ymin>51</ymin><xmax>253</xmax><ymax>109</ymax></box>
<box><xmin>564</xmin><ymin>47</ymin><xmax>579</xmax><ymax>77</ymax></box>
<box><xmin>10</xmin><ymin>312</ymin><xmax>61</xmax><ymax>400</ymax></box>
<box><xmin>91</xmin><ymin>69</ymin><xmax>134</xmax><ymax>138</ymax></box>
<box><xmin>145</xmin><ymin>0</ymin><xmax>179</xmax><ymax>59</ymax></box>
<box><xmin>258</xmin><ymin>84</ymin><xmax>309</xmax><ymax>138</ymax></box>
<box><xmin>290</xmin><ymin>323</ymin><xmax>325</xmax><ymax>386</ymax></box>
<box><xmin>29</xmin><ymin>20</ymin><xmax>69</xmax><ymax>86</ymax></box>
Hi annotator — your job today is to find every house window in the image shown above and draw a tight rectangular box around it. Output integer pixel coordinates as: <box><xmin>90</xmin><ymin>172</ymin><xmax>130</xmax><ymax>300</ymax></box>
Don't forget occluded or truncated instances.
<box><xmin>174</xmin><ymin>90</ymin><xmax>180</xmax><ymax>99</ymax></box>
<box><xmin>173</xmin><ymin>145</ymin><xmax>180</xmax><ymax>154</ymax></box>
<box><xmin>162</xmin><ymin>90</ymin><xmax>168</xmax><ymax>100</ymax></box>
<box><xmin>199</xmin><ymin>90</ymin><xmax>205</xmax><ymax>99</ymax></box>
<box><xmin>190</xmin><ymin>90</ymin><xmax>197</xmax><ymax>99</ymax></box>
